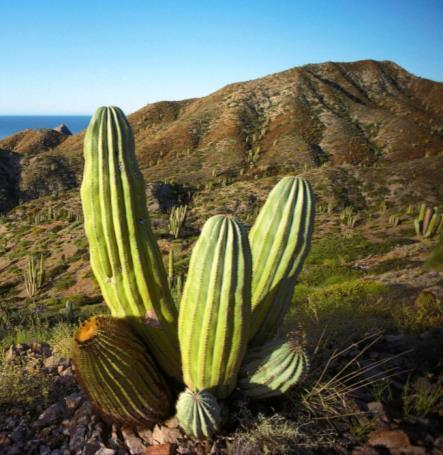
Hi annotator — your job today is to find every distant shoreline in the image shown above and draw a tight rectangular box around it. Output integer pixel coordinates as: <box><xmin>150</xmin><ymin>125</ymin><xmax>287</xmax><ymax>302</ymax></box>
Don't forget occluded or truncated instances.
<box><xmin>0</xmin><ymin>115</ymin><xmax>91</xmax><ymax>140</ymax></box>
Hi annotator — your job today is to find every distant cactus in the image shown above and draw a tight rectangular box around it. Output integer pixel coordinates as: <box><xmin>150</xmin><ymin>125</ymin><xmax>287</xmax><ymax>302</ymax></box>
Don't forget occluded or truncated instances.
<box><xmin>389</xmin><ymin>214</ymin><xmax>401</xmax><ymax>227</ymax></box>
<box><xmin>169</xmin><ymin>205</ymin><xmax>188</xmax><ymax>239</ymax></box>
<box><xmin>414</xmin><ymin>204</ymin><xmax>442</xmax><ymax>238</ymax></box>
<box><xmin>24</xmin><ymin>254</ymin><xmax>45</xmax><ymax>298</ymax></box>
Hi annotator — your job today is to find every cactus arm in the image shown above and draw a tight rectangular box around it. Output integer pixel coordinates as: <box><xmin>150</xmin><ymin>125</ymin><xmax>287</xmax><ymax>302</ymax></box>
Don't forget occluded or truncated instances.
<box><xmin>179</xmin><ymin>215</ymin><xmax>252</xmax><ymax>399</ymax></box>
<box><xmin>249</xmin><ymin>177</ymin><xmax>315</xmax><ymax>343</ymax></box>
<box><xmin>80</xmin><ymin>106</ymin><xmax>180</xmax><ymax>378</ymax></box>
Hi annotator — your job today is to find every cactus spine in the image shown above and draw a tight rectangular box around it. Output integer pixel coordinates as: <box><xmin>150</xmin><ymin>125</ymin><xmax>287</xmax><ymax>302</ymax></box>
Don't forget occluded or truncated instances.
<box><xmin>80</xmin><ymin>106</ymin><xmax>180</xmax><ymax>379</ymax></box>
<box><xmin>176</xmin><ymin>389</ymin><xmax>221</xmax><ymax>440</ymax></box>
<box><xmin>179</xmin><ymin>215</ymin><xmax>252</xmax><ymax>398</ymax></box>
<box><xmin>238</xmin><ymin>333</ymin><xmax>308</xmax><ymax>399</ymax></box>
<box><xmin>248</xmin><ymin>177</ymin><xmax>314</xmax><ymax>344</ymax></box>
<box><xmin>72</xmin><ymin>316</ymin><xmax>172</xmax><ymax>427</ymax></box>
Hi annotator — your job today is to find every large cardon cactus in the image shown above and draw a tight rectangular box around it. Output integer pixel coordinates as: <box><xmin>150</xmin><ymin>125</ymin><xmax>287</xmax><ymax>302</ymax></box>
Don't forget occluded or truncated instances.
<box><xmin>74</xmin><ymin>106</ymin><xmax>316</xmax><ymax>439</ymax></box>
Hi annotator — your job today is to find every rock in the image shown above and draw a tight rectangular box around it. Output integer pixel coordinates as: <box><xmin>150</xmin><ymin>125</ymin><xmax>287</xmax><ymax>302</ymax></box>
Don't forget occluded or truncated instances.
<box><xmin>95</xmin><ymin>449</ymin><xmax>117</xmax><ymax>455</ymax></box>
<box><xmin>10</xmin><ymin>427</ymin><xmax>26</xmax><ymax>443</ymax></box>
<box><xmin>82</xmin><ymin>442</ymin><xmax>102</xmax><ymax>455</ymax></box>
<box><xmin>164</xmin><ymin>417</ymin><xmax>179</xmax><ymax>429</ymax></box>
<box><xmin>352</xmin><ymin>446</ymin><xmax>380</xmax><ymax>455</ymax></box>
<box><xmin>64</xmin><ymin>392</ymin><xmax>84</xmax><ymax>413</ymax></box>
<box><xmin>368</xmin><ymin>429</ymin><xmax>410</xmax><ymax>450</ymax></box>
<box><xmin>4</xmin><ymin>345</ymin><xmax>16</xmax><ymax>362</ymax></box>
<box><xmin>144</xmin><ymin>444</ymin><xmax>176</xmax><ymax>455</ymax></box>
<box><xmin>121</xmin><ymin>427</ymin><xmax>146</xmax><ymax>454</ymax></box>
<box><xmin>44</xmin><ymin>356</ymin><xmax>61</xmax><ymax>370</ymax></box>
<box><xmin>69</xmin><ymin>425</ymin><xmax>87</xmax><ymax>453</ymax></box>
<box><xmin>34</xmin><ymin>403</ymin><xmax>65</xmax><ymax>427</ymax></box>
<box><xmin>152</xmin><ymin>425</ymin><xmax>181</xmax><ymax>445</ymax></box>
<box><xmin>53</xmin><ymin>124</ymin><xmax>72</xmax><ymax>135</ymax></box>
<box><xmin>137</xmin><ymin>428</ymin><xmax>153</xmax><ymax>445</ymax></box>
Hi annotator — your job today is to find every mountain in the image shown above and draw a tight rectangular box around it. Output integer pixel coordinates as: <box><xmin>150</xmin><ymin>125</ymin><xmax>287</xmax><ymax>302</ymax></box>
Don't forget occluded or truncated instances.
<box><xmin>0</xmin><ymin>59</ymin><xmax>442</xmax><ymax>212</ymax></box>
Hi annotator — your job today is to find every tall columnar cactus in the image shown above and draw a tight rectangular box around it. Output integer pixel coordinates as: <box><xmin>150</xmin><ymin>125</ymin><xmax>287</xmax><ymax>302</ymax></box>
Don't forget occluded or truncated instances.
<box><xmin>80</xmin><ymin>106</ymin><xmax>180</xmax><ymax>379</ymax></box>
<box><xmin>238</xmin><ymin>333</ymin><xmax>308</xmax><ymax>399</ymax></box>
<box><xmin>169</xmin><ymin>204</ymin><xmax>188</xmax><ymax>239</ymax></box>
<box><xmin>178</xmin><ymin>215</ymin><xmax>252</xmax><ymax>398</ymax></box>
<box><xmin>177</xmin><ymin>215</ymin><xmax>252</xmax><ymax>438</ymax></box>
<box><xmin>248</xmin><ymin>177</ymin><xmax>315</xmax><ymax>344</ymax></box>
<box><xmin>24</xmin><ymin>254</ymin><xmax>45</xmax><ymax>298</ymax></box>
<box><xmin>72</xmin><ymin>316</ymin><xmax>172</xmax><ymax>426</ymax></box>
<box><xmin>414</xmin><ymin>204</ymin><xmax>443</xmax><ymax>238</ymax></box>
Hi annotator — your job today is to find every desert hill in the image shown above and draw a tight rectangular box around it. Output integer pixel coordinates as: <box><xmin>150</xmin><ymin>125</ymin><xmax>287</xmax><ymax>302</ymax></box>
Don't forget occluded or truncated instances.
<box><xmin>1</xmin><ymin>59</ymin><xmax>442</xmax><ymax>214</ymax></box>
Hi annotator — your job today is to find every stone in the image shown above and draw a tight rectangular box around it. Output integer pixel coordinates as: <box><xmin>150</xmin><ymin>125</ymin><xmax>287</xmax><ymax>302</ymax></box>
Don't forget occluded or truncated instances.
<box><xmin>368</xmin><ymin>429</ymin><xmax>410</xmax><ymax>450</ymax></box>
<box><xmin>351</xmin><ymin>447</ymin><xmax>380</xmax><ymax>455</ymax></box>
<box><xmin>144</xmin><ymin>444</ymin><xmax>176</xmax><ymax>455</ymax></box>
<box><xmin>152</xmin><ymin>425</ymin><xmax>181</xmax><ymax>445</ymax></box>
<box><xmin>34</xmin><ymin>403</ymin><xmax>65</xmax><ymax>427</ymax></box>
<box><xmin>69</xmin><ymin>425</ymin><xmax>87</xmax><ymax>453</ymax></box>
<box><xmin>121</xmin><ymin>426</ymin><xmax>147</xmax><ymax>454</ymax></box>
<box><xmin>44</xmin><ymin>356</ymin><xmax>61</xmax><ymax>370</ymax></box>
<box><xmin>164</xmin><ymin>417</ymin><xmax>179</xmax><ymax>429</ymax></box>
<box><xmin>95</xmin><ymin>449</ymin><xmax>117</xmax><ymax>455</ymax></box>
<box><xmin>137</xmin><ymin>428</ymin><xmax>153</xmax><ymax>445</ymax></box>
<box><xmin>53</xmin><ymin>124</ymin><xmax>72</xmax><ymax>135</ymax></box>
<box><xmin>64</xmin><ymin>392</ymin><xmax>84</xmax><ymax>413</ymax></box>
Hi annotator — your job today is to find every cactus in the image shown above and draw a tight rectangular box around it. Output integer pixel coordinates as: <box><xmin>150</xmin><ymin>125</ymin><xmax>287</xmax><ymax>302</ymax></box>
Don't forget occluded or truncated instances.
<box><xmin>414</xmin><ymin>204</ymin><xmax>443</xmax><ymax>238</ymax></box>
<box><xmin>169</xmin><ymin>205</ymin><xmax>188</xmax><ymax>239</ymax></box>
<box><xmin>176</xmin><ymin>389</ymin><xmax>221</xmax><ymax>440</ymax></box>
<box><xmin>179</xmin><ymin>215</ymin><xmax>252</xmax><ymax>399</ymax></box>
<box><xmin>239</xmin><ymin>333</ymin><xmax>308</xmax><ymax>399</ymax></box>
<box><xmin>72</xmin><ymin>316</ymin><xmax>172</xmax><ymax>427</ymax></box>
<box><xmin>80</xmin><ymin>106</ymin><xmax>180</xmax><ymax>379</ymax></box>
<box><xmin>388</xmin><ymin>214</ymin><xmax>400</xmax><ymax>227</ymax></box>
<box><xmin>24</xmin><ymin>254</ymin><xmax>45</xmax><ymax>298</ymax></box>
<box><xmin>248</xmin><ymin>177</ymin><xmax>315</xmax><ymax>344</ymax></box>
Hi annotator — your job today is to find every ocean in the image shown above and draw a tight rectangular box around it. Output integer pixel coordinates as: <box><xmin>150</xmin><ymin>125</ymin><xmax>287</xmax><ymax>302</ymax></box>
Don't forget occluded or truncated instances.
<box><xmin>0</xmin><ymin>115</ymin><xmax>91</xmax><ymax>140</ymax></box>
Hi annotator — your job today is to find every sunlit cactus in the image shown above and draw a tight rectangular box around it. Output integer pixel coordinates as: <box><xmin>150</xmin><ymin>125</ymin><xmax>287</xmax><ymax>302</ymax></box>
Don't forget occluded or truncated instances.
<box><xmin>80</xmin><ymin>106</ymin><xmax>180</xmax><ymax>379</ymax></box>
<box><xmin>238</xmin><ymin>332</ymin><xmax>308</xmax><ymax>399</ymax></box>
<box><xmin>176</xmin><ymin>389</ymin><xmax>221</xmax><ymax>440</ymax></box>
<box><xmin>72</xmin><ymin>316</ymin><xmax>173</xmax><ymax>427</ymax></box>
<box><xmin>248</xmin><ymin>177</ymin><xmax>315</xmax><ymax>344</ymax></box>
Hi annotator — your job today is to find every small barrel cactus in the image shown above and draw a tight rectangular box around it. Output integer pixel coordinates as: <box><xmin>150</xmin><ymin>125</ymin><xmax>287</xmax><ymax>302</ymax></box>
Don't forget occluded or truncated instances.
<box><xmin>176</xmin><ymin>389</ymin><xmax>221</xmax><ymax>439</ymax></box>
<box><xmin>238</xmin><ymin>332</ymin><xmax>308</xmax><ymax>399</ymax></box>
<box><xmin>72</xmin><ymin>316</ymin><xmax>172</xmax><ymax>427</ymax></box>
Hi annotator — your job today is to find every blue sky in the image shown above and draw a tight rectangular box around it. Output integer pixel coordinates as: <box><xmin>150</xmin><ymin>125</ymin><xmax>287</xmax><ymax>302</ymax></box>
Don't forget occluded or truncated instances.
<box><xmin>1</xmin><ymin>0</ymin><xmax>442</xmax><ymax>114</ymax></box>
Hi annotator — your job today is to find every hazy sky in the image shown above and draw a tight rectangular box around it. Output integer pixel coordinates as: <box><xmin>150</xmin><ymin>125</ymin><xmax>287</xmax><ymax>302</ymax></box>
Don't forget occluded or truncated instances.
<box><xmin>1</xmin><ymin>0</ymin><xmax>442</xmax><ymax>115</ymax></box>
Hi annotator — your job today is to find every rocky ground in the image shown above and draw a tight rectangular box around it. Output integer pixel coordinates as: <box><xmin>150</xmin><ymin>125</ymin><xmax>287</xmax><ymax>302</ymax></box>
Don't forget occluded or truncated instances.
<box><xmin>0</xmin><ymin>324</ymin><xmax>442</xmax><ymax>455</ymax></box>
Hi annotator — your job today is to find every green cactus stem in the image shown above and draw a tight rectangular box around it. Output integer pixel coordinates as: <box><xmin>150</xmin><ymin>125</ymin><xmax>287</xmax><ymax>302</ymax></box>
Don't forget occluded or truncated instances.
<box><xmin>176</xmin><ymin>389</ymin><xmax>221</xmax><ymax>439</ymax></box>
<box><xmin>238</xmin><ymin>332</ymin><xmax>308</xmax><ymax>399</ymax></box>
<box><xmin>414</xmin><ymin>204</ymin><xmax>442</xmax><ymax>238</ymax></box>
<box><xmin>72</xmin><ymin>316</ymin><xmax>172</xmax><ymax>427</ymax></box>
<box><xmin>249</xmin><ymin>177</ymin><xmax>315</xmax><ymax>344</ymax></box>
<box><xmin>80</xmin><ymin>106</ymin><xmax>180</xmax><ymax>379</ymax></box>
<box><xmin>24</xmin><ymin>254</ymin><xmax>45</xmax><ymax>298</ymax></box>
<box><xmin>179</xmin><ymin>215</ymin><xmax>252</xmax><ymax>399</ymax></box>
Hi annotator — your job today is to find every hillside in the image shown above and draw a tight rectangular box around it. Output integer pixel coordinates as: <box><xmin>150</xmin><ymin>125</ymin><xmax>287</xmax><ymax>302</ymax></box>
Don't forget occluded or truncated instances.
<box><xmin>0</xmin><ymin>59</ymin><xmax>443</xmax><ymax>214</ymax></box>
<box><xmin>0</xmin><ymin>60</ymin><xmax>443</xmax><ymax>454</ymax></box>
